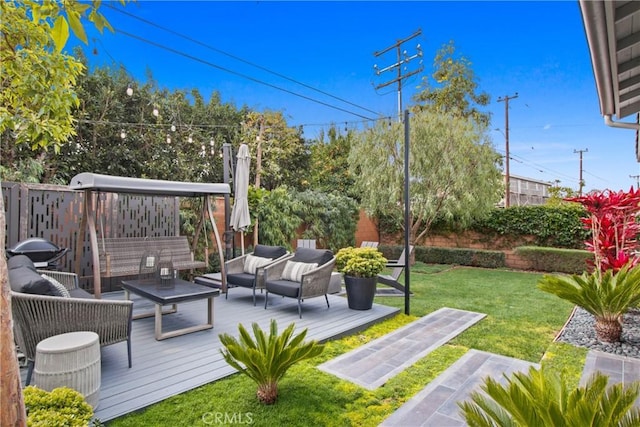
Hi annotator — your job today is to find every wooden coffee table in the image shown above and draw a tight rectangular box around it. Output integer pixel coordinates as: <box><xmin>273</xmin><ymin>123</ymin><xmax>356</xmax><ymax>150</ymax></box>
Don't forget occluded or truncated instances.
<box><xmin>121</xmin><ymin>278</ymin><xmax>220</xmax><ymax>340</ymax></box>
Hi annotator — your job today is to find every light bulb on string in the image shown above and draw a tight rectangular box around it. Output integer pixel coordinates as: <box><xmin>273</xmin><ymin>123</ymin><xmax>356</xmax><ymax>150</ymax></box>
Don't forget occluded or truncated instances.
<box><xmin>120</xmin><ymin>130</ymin><xmax>126</xmax><ymax>139</ymax></box>
<box><xmin>153</xmin><ymin>107</ymin><xmax>159</xmax><ymax>117</ymax></box>
<box><xmin>200</xmin><ymin>144</ymin><xmax>206</xmax><ymax>157</ymax></box>
<box><xmin>188</xmin><ymin>136</ymin><xmax>193</xmax><ymax>144</ymax></box>
<box><xmin>210</xmin><ymin>139</ymin><xmax>215</xmax><ymax>155</ymax></box>
<box><xmin>171</xmin><ymin>124</ymin><xmax>176</xmax><ymax>132</ymax></box>
<box><xmin>126</xmin><ymin>86</ymin><xmax>133</xmax><ymax>97</ymax></box>
<box><xmin>166</xmin><ymin>134</ymin><xmax>171</xmax><ymax>144</ymax></box>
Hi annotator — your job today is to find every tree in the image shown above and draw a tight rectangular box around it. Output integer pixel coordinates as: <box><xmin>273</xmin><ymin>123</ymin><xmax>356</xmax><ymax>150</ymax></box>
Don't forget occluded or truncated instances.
<box><xmin>349</xmin><ymin>109</ymin><xmax>502</xmax><ymax>247</ymax></box>
<box><xmin>1</xmin><ymin>1</ymin><xmax>124</xmax><ymax>425</ymax></box>
<box><xmin>412</xmin><ymin>41</ymin><xmax>491</xmax><ymax>127</ymax></box>
<box><xmin>307</xmin><ymin>125</ymin><xmax>357</xmax><ymax>198</ymax></box>
<box><xmin>240</xmin><ymin>111</ymin><xmax>307</xmax><ymax>191</ymax></box>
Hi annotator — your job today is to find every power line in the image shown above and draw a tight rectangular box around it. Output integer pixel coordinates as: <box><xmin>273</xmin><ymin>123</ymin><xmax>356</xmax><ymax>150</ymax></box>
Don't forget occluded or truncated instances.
<box><xmin>104</xmin><ymin>4</ymin><xmax>381</xmax><ymax>117</ymax></box>
<box><xmin>114</xmin><ymin>29</ymin><xmax>377</xmax><ymax>121</ymax></box>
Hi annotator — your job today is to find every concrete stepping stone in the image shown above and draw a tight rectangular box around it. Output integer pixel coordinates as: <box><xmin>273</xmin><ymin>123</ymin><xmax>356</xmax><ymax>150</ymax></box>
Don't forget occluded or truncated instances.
<box><xmin>318</xmin><ymin>307</ymin><xmax>486</xmax><ymax>390</ymax></box>
<box><xmin>380</xmin><ymin>349</ymin><xmax>538</xmax><ymax>426</ymax></box>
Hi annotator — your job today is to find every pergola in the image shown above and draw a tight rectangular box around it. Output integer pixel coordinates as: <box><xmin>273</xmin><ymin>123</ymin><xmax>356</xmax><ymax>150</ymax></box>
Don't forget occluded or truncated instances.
<box><xmin>68</xmin><ymin>172</ymin><xmax>230</xmax><ymax>298</ymax></box>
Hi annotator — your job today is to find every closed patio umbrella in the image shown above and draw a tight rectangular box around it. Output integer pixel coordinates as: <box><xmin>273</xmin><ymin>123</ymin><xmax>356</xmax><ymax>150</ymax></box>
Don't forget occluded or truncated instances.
<box><xmin>229</xmin><ymin>144</ymin><xmax>251</xmax><ymax>255</ymax></box>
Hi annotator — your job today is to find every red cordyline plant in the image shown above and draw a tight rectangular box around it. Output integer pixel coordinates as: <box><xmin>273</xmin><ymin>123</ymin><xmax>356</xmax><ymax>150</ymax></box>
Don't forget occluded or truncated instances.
<box><xmin>567</xmin><ymin>187</ymin><xmax>640</xmax><ymax>273</ymax></box>
<box><xmin>538</xmin><ymin>187</ymin><xmax>640</xmax><ymax>343</ymax></box>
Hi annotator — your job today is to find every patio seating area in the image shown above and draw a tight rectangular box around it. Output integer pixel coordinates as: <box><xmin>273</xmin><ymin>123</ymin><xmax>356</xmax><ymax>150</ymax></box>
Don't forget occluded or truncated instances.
<box><xmin>20</xmin><ymin>285</ymin><xmax>399</xmax><ymax>422</ymax></box>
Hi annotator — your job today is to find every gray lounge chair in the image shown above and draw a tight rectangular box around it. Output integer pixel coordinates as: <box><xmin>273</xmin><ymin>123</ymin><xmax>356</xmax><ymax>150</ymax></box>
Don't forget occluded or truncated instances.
<box><xmin>377</xmin><ymin>245</ymin><xmax>414</xmax><ymax>295</ymax></box>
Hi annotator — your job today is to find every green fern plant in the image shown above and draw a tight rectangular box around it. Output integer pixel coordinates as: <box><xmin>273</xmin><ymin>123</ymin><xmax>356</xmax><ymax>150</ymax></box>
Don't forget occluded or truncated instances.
<box><xmin>538</xmin><ymin>264</ymin><xmax>640</xmax><ymax>342</ymax></box>
<box><xmin>459</xmin><ymin>366</ymin><xmax>640</xmax><ymax>426</ymax></box>
<box><xmin>219</xmin><ymin>319</ymin><xmax>324</xmax><ymax>404</ymax></box>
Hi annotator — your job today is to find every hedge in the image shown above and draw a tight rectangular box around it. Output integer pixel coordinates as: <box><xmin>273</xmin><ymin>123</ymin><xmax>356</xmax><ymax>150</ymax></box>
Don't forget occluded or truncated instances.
<box><xmin>379</xmin><ymin>245</ymin><xmax>505</xmax><ymax>269</ymax></box>
<box><xmin>514</xmin><ymin>246</ymin><xmax>592</xmax><ymax>274</ymax></box>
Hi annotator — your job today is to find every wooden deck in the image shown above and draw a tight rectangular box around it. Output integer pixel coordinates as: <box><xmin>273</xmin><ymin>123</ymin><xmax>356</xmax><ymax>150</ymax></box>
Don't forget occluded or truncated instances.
<box><xmin>21</xmin><ymin>286</ymin><xmax>399</xmax><ymax>422</ymax></box>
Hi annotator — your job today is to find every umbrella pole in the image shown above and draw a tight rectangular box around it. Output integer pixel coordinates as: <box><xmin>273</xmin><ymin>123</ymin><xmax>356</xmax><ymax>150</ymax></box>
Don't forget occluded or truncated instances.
<box><xmin>241</xmin><ymin>231</ymin><xmax>245</xmax><ymax>255</ymax></box>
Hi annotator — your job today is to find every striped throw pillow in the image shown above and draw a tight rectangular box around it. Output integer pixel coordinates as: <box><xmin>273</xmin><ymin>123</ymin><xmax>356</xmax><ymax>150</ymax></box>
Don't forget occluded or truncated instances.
<box><xmin>243</xmin><ymin>254</ymin><xmax>273</xmax><ymax>274</ymax></box>
<box><xmin>281</xmin><ymin>261</ymin><xmax>318</xmax><ymax>282</ymax></box>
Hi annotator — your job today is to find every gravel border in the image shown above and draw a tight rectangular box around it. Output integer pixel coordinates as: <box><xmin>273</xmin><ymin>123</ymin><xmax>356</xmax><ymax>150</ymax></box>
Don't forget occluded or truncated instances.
<box><xmin>555</xmin><ymin>306</ymin><xmax>640</xmax><ymax>359</ymax></box>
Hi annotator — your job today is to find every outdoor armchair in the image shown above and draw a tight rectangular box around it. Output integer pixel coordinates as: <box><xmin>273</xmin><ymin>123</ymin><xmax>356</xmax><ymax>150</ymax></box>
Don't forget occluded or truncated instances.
<box><xmin>263</xmin><ymin>247</ymin><xmax>336</xmax><ymax>318</ymax></box>
<box><xmin>224</xmin><ymin>244</ymin><xmax>290</xmax><ymax>305</ymax></box>
<box><xmin>8</xmin><ymin>255</ymin><xmax>133</xmax><ymax>386</ymax></box>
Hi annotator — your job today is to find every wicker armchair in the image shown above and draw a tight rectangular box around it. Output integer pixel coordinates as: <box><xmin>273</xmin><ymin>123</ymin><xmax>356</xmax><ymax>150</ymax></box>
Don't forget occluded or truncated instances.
<box><xmin>263</xmin><ymin>248</ymin><xmax>336</xmax><ymax>318</ymax></box>
<box><xmin>11</xmin><ymin>270</ymin><xmax>133</xmax><ymax>386</ymax></box>
<box><xmin>224</xmin><ymin>245</ymin><xmax>290</xmax><ymax>305</ymax></box>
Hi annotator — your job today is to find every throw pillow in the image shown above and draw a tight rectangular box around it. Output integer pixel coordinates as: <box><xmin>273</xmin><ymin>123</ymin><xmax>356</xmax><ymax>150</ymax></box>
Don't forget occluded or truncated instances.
<box><xmin>281</xmin><ymin>261</ymin><xmax>318</xmax><ymax>282</ymax></box>
<box><xmin>243</xmin><ymin>254</ymin><xmax>273</xmax><ymax>274</ymax></box>
<box><xmin>41</xmin><ymin>274</ymin><xmax>71</xmax><ymax>298</ymax></box>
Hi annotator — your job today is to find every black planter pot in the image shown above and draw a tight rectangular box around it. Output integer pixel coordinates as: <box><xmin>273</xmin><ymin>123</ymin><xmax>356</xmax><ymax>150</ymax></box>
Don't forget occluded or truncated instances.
<box><xmin>344</xmin><ymin>275</ymin><xmax>377</xmax><ymax>310</ymax></box>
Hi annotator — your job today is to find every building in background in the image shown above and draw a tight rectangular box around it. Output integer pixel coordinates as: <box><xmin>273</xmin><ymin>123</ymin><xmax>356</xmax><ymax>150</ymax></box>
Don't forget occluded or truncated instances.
<box><xmin>499</xmin><ymin>174</ymin><xmax>551</xmax><ymax>207</ymax></box>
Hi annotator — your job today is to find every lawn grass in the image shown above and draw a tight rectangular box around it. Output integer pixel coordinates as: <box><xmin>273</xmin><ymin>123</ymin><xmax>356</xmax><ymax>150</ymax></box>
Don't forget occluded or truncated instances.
<box><xmin>107</xmin><ymin>264</ymin><xmax>581</xmax><ymax>427</ymax></box>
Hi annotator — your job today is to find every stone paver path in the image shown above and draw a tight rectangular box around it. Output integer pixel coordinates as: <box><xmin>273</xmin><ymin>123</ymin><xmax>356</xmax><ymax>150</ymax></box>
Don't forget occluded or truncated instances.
<box><xmin>380</xmin><ymin>350</ymin><xmax>538</xmax><ymax>426</ymax></box>
<box><xmin>581</xmin><ymin>350</ymin><xmax>640</xmax><ymax>408</ymax></box>
<box><xmin>318</xmin><ymin>307</ymin><xmax>485</xmax><ymax>390</ymax></box>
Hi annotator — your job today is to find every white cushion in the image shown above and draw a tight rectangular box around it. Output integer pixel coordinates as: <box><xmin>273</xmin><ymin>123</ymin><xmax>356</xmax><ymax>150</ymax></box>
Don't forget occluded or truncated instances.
<box><xmin>41</xmin><ymin>274</ymin><xmax>70</xmax><ymax>298</ymax></box>
<box><xmin>281</xmin><ymin>261</ymin><xmax>318</xmax><ymax>282</ymax></box>
<box><xmin>243</xmin><ymin>254</ymin><xmax>273</xmax><ymax>274</ymax></box>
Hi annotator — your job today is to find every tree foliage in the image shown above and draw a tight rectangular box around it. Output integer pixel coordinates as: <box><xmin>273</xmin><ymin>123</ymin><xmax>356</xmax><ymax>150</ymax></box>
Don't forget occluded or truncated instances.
<box><xmin>307</xmin><ymin>125</ymin><xmax>357</xmax><ymax>197</ymax></box>
<box><xmin>413</xmin><ymin>41</ymin><xmax>491</xmax><ymax>127</ymax></box>
<box><xmin>241</xmin><ymin>111</ymin><xmax>307</xmax><ymax>190</ymax></box>
<box><xmin>350</xmin><ymin>109</ymin><xmax>502</xmax><ymax>245</ymax></box>
<box><xmin>1</xmin><ymin>2</ymin><xmax>126</xmax><ymax>425</ymax></box>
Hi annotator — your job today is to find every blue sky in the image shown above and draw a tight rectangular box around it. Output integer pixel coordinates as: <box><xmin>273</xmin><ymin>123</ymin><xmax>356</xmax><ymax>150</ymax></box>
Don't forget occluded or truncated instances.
<box><xmin>70</xmin><ymin>1</ymin><xmax>640</xmax><ymax>192</ymax></box>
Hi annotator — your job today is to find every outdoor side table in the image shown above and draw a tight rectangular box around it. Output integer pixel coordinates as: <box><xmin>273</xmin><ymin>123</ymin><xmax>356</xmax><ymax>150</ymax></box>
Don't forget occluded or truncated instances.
<box><xmin>33</xmin><ymin>331</ymin><xmax>101</xmax><ymax>409</ymax></box>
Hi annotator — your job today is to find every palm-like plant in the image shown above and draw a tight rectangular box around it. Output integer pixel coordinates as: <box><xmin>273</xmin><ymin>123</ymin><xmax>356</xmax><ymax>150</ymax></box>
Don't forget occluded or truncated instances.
<box><xmin>219</xmin><ymin>319</ymin><xmax>324</xmax><ymax>404</ymax></box>
<box><xmin>538</xmin><ymin>188</ymin><xmax>640</xmax><ymax>343</ymax></box>
<box><xmin>459</xmin><ymin>366</ymin><xmax>640</xmax><ymax>426</ymax></box>
<box><xmin>538</xmin><ymin>265</ymin><xmax>640</xmax><ymax>342</ymax></box>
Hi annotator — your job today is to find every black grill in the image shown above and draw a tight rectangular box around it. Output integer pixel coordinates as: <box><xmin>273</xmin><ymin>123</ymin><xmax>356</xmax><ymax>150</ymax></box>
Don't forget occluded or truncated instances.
<box><xmin>6</xmin><ymin>238</ymin><xmax>69</xmax><ymax>270</ymax></box>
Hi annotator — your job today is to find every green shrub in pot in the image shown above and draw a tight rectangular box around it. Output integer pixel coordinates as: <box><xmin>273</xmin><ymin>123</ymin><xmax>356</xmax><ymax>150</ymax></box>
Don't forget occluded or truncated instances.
<box><xmin>336</xmin><ymin>247</ymin><xmax>387</xmax><ymax>278</ymax></box>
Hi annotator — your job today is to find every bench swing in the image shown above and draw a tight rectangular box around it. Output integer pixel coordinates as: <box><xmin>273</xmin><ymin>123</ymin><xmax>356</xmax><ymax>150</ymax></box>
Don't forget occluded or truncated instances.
<box><xmin>69</xmin><ymin>172</ymin><xmax>231</xmax><ymax>298</ymax></box>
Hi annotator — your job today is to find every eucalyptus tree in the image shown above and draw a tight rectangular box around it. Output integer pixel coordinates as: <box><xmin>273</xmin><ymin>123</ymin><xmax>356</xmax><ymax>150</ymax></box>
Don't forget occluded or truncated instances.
<box><xmin>350</xmin><ymin>109</ymin><xmax>502</xmax><ymax>247</ymax></box>
<box><xmin>413</xmin><ymin>40</ymin><xmax>491</xmax><ymax>128</ymax></box>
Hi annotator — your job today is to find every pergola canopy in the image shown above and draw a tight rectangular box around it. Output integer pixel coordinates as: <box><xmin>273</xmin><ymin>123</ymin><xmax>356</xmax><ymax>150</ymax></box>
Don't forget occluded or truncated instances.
<box><xmin>69</xmin><ymin>172</ymin><xmax>230</xmax><ymax>197</ymax></box>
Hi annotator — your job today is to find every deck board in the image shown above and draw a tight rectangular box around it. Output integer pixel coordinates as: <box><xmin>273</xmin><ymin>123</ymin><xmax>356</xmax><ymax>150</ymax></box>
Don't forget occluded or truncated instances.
<box><xmin>21</xmin><ymin>286</ymin><xmax>398</xmax><ymax>422</ymax></box>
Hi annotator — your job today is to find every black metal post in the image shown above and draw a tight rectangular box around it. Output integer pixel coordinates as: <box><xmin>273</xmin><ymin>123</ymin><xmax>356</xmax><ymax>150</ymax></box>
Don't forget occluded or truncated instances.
<box><xmin>404</xmin><ymin>109</ymin><xmax>411</xmax><ymax>315</ymax></box>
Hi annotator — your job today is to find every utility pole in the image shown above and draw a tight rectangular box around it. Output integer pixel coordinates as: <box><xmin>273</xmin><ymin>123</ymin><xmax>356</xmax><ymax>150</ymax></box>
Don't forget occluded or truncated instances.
<box><xmin>631</xmin><ymin>174</ymin><xmax>640</xmax><ymax>188</ymax></box>
<box><xmin>497</xmin><ymin>93</ymin><xmax>518</xmax><ymax>207</ymax></box>
<box><xmin>374</xmin><ymin>29</ymin><xmax>423</xmax><ymax>122</ymax></box>
<box><xmin>574</xmin><ymin>148</ymin><xmax>588</xmax><ymax>195</ymax></box>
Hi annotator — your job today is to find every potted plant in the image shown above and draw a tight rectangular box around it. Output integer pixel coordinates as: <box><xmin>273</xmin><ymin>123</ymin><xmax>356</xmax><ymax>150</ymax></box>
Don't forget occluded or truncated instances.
<box><xmin>336</xmin><ymin>247</ymin><xmax>387</xmax><ymax>310</ymax></box>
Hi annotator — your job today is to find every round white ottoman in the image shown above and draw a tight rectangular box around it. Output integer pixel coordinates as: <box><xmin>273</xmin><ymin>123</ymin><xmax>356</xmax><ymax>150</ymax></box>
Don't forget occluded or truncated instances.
<box><xmin>33</xmin><ymin>331</ymin><xmax>101</xmax><ymax>409</ymax></box>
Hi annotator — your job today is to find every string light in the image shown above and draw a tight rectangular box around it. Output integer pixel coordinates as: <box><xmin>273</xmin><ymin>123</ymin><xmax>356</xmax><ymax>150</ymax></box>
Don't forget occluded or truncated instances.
<box><xmin>200</xmin><ymin>144</ymin><xmax>206</xmax><ymax>157</ymax></box>
<box><xmin>126</xmin><ymin>86</ymin><xmax>133</xmax><ymax>97</ymax></box>
<box><xmin>120</xmin><ymin>130</ymin><xmax>126</xmax><ymax>139</ymax></box>
<box><xmin>210</xmin><ymin>139</ymin><xmax>215</xmax><ymax>155</ymax></box>
<box><xmin>171</xmin><ymin>124</ymin><xmax>176</xmax><ymax>132</ymax></box>
<box><xmin>153</xmin><ymin>107</ymin><xmax>159</xmax><ymax>117</ymax></box>
<box><xmin>188</xmin><ymin>136</ymin><xmax>193</xmax><ymax>143</ymax></box>
<box><xmin>166</xmin><ymin>134</ymin><xmax>171</xmax><ymax>144</ymax></box>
